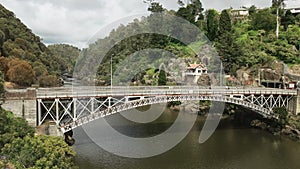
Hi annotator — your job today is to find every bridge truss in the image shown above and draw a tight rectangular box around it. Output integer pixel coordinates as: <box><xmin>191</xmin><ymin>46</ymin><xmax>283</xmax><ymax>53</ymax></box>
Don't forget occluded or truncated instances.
<box><xmin>36</xmin><ymin>88</ymin><xmax>296</xmax><ymax>133</ymax></box>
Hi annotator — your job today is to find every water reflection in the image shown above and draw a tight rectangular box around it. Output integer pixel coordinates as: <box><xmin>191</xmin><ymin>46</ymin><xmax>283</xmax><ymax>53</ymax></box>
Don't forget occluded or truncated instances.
<box><xmin>73</xmin><ymin>109</ymin><xmax>300</xmax><ymax>169</ymax></box>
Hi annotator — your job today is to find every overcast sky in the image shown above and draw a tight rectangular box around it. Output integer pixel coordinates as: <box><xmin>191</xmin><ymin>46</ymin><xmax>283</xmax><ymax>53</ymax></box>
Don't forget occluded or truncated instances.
<box><xmin>0</xmin><ymin>0</ymin><xmax>299</xmax><ymax>48</ymax></box>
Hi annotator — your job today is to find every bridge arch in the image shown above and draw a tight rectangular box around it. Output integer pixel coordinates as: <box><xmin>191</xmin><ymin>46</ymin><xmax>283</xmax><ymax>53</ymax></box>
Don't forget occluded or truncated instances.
<box><xmin>61</xmin><ymin>95</ymin><xmax>276</xmax><ymax>133</ymax></box>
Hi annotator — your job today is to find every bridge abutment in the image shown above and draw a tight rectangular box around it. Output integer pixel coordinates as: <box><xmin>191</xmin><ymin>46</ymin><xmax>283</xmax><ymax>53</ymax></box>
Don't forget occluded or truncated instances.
<box><xmin>2</xmin><ymin>88</ymin><xmax>37</xmax><ymax>126</ymax></box>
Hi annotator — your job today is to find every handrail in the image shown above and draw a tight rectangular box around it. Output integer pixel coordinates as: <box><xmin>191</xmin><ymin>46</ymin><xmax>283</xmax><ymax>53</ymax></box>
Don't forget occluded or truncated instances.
<box><xmin>35</xmin><ymin>86</ymin><xmax>298</xmax><ymax>99</ymax></box>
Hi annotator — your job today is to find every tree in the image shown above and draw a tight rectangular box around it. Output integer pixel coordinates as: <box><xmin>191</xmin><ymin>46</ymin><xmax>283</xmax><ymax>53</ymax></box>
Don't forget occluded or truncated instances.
<box><xmin>0</xmin><ymin>56</ymin><xmax>10</xmax><ymax>80</ymax></box>
<box><xmin>272</xmin><ymin>0</ymin><xmax>285</xmax><ymax>7</ymax></box>
<box><xmin>32</xmin><ymin>61</ymin><xmax>48</xmax><ymax>79</ymax></box>
<box><xmin>177</xmin><ymin>0</ymin><xmax>184</xmax><ymax>7</ymax></box>
<box><xmin>219</xmin><ymin>9</ymin><xmax>232</xmax><ymax>34</ymax></box>
<box><xmin>273</xmin><ymin>107</ymin><xmax>289</xmax><ymax>128</ymax></box>
<box><xmin>0</xmin><ymin>30</ymin><xmax>5</xmax><ymax>55</ymax></box>
<box><xmin>296</xmin><ymin>14</ymin><xmax>300</xmax><ymax>24</ymax></box>
<box><xmin>0</xmin><ymin>108</ymin><xmax>34</xmax><ymax>149</ymax></box>
<box><xmin>144</xmin><ymin>0</ymin><xmax>164</xmax><ymax>13</ymax></box>
<box><xmin>251</xmin><ymin>9</ymin><xmax>276</xmax><ymax>32</ymax></box>
<box><xmin>206</xmin><ymin>9</ymin><xmax>219</xmax><ymax>41</ymax></box>
<box><xmin>281</xmin><ymin>10</ymin><xmax>295</xmax><ymax>30</ymax></box>
<box><xmin>284</xmin><ymin>25</ymin><xmax>300</xmax><ymax>50</ymax></box>
<box><xmin>0</xmin><ymin>107</ymin><xmax>77</xmax><ymax>168</ymax></box>
<box><xmin>38</xmin><ymin>75</ymin><xmax>59</xmax><ymax>87</ymax></box>
<box><xmin>48</xmin><ymin>44</ymin><xmax>80</xmax><ymax>73</ymax></box>
<box><xmin>158</xmin><ymin>69</ymin><xmax>167</xmax><ymax>85</ymax></box>
<box><xmin>215</xmin><ymin>9</ymin><xmax>243</xmax><ymax>75</ymax></box>
<box><xmin>7</xmin><ymin>59</ymin><xmax>35</xmax><ymax>86</ymax></box>
<box><xmin>147</xmin><ymin>2</ymin><xmax>164</xmax><ymax>13</ymax></box>
<box><xmin>176</xmin><ymin>0</ymin><xmax>204</xmax><ymax>24</ymax></box>
<box><xmin>0</xmin><ymin>4</ymin><xmax>82</xmax><ymax>87</ymax></box>
<box><xmin>0</xmin><ymin>71</ymin><xmax>5</xmax><ymax>100</ymax></box>
<box><xmin>2</xmin><ymin>135</ymin><xmax>77</xmax><ymax>169</ymax></box>
<box><xmin>190</xmin><ymin>0</ymin><xmax>204</xmax><ymax>20</ymax></box>
<box><xmin>248</xmin><ymin>5</ymin><xmax>257</xmax><ymax>16</ymax></box>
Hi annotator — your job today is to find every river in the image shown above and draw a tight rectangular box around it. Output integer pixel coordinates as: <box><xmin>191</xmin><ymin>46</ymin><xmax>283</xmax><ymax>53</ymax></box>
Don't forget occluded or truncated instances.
<box><xmin>73</xmin><ymin>107</ymin><xmax>300</xmax><ymax>169</ymax></box>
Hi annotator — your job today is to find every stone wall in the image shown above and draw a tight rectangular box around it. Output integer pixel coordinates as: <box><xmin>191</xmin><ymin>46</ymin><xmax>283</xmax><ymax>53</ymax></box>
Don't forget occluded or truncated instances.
<box><xmin>2</xmin><ymin>88</ymin><xmax>37</xmax><ymax>126</ymax></box>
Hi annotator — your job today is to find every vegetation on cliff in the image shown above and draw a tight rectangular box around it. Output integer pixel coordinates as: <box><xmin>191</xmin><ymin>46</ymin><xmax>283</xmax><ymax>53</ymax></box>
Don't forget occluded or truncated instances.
<box><xmin>0</xmin><ymin>4</ymin><xmax>79</xmax><ymax>87</ymax></box>
<box><xmin>74</xmin><ymin>0</ymin><xmax>300</xmax><ymax>85</ymax></box>
<box><xmin>1</xmin><ymin>1</ymin><xmax>299</xmax><ymax>86</ymax></box>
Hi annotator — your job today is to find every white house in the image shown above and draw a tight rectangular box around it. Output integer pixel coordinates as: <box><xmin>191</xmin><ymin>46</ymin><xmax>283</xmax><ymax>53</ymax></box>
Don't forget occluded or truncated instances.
<box><xmin>285</xmin><ymin>0</ymin><xmax>300</xmax><ymax>15</ymax></box>
<box><xmin>231</xmin><ymin>9</ymin><xmax>249</xmax><ymax>20</ymax></box>
<box><xmin>288</xmin><ymin>7</ymin><xmax>300</xmax><ymax>15</ymax></box>
<box><xmin>184</xmin><ymin>63</ymin><xmax>207</xmax><ymax>84</ymax></box>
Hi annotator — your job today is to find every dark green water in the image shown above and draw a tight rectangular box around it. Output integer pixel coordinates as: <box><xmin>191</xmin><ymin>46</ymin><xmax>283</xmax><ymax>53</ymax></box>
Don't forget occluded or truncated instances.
<box><xmin>73</xmin><ymin>109</ymin><xmax>300</xmax><ymax>169</ymax></box>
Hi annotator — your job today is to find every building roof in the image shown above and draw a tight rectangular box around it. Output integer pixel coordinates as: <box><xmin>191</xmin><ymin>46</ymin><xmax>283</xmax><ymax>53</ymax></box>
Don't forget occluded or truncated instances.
<box><xmin>289</xmin><ymin>7</ymin><xmax>300</xmax><ymax>14</ymax></box>
<box><xmin>187</xmin><ymin>63</ymin><xmax>207</xmax><ymax>70</ymax></box>
<box><xmin>285</xmin><ymin>1</ymin><xmax>300</xmax><ymax>14</ymax></box>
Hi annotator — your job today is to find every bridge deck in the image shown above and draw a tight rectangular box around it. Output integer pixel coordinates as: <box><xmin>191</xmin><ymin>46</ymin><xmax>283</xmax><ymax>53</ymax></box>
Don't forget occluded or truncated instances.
<box><xmin>36</xmin><ymin>86</ymin><xmax>297</xmax><ymax>99</ymax></box>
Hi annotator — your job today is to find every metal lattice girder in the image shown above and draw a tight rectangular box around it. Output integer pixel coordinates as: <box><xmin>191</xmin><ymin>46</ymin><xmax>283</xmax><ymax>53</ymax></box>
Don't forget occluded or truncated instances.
<box><xmin>241</xmin><ymin>94</ymin><xmax>293</xmax><ymax>112</ymax></box>
<box><xmin>35</xmin><ymin>86</ymin><xmax>297</xmax><ymax>133</ymax></box>
<box><xmin>60</xmin><ymin>94</ymin><xmax>280</xmax><ymax>133</ymax></box>
<box><xmin>38</xmin><ymin>99</ymin><xmax>56</xmax><ymax>125</ymax></box>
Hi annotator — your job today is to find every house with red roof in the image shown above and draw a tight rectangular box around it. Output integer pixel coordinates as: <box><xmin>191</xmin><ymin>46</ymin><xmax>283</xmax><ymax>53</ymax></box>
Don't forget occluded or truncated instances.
<box><xmin>184</xmin><ymin>63</ymin><xmax>207</xmax><ymax>84</ymax></box>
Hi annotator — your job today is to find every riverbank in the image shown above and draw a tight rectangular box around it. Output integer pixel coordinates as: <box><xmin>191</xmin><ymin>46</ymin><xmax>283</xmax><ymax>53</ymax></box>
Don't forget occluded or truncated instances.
<box><xmin>230</xmin><ymin>106</ymin><xmax>300</xmax><ymax>141</ymax></box>
<box><xmin>250</xmin><ymin>116</ymin><xmax>300</xmax><ymax>140</ymax></box>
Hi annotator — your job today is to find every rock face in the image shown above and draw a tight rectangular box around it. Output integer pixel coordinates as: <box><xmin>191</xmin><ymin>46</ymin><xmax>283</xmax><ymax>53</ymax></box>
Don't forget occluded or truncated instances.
<box><xmin>181</xmin><ymin>101</ymin><xmax>199</xmax><ymax>113</ymax></box>
<box><xmin>48</xmin><ymin>125</ymin><xmax>64</xmax><ymax>137</ymax></box>
<box><xmin>250</xmin><ymin>119</ymin><xmax>300</xmax><ymax>140</ymax></box>
<box><xmin>261</xmin><ymin>69</ymin><xmax>281</xmax><ymax>81</ymax></box>
<box><xmin>197</xmin><ymin>74</ymin><xmax>211</xmax><ymax>86</ymax></box>
<box><xmin>270</xmin><ymin>60</ymin><xmax>285</xmax><ymax>75</ymax></box>
<box><xmin>236</xmin><ymin>68</ymin><xmax>257</xmax><ymax>86</ymax></box>
<box><xmin>235</xmin><ymin>60</ymin><xmax>300</xmax><ymax>87</ymax></box>
<box><xmin>166</xmin><ymin>58</ymin><xmax>190</xmax><ymax>83</ymax></box>
<box><xmin>282</xmin><ymin>126</ymin><xmax>300</xmax><ymax>140</ymax></box>
<box><xmin>133</xmin><ymin>57</ymin><xmax>196</xmax><ymax>85</ymax></box>
<box><xmin>250</xmin><ymin>119</ymin><xmax>282</xmax><ymax>135</ymax></box>
<box><xmin>289</xmin><ymin>65</ymin><xmax>300</xmax><ymax>76</ymax></box>
<box><xmin>250</xmin><ymin>120</ymin><xmax>268</xmax><ymax>130</ymax></box>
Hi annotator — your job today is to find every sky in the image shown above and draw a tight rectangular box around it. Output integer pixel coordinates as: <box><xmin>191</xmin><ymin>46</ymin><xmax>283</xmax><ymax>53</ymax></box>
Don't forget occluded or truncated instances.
<box><xmin>0</xmin><ymin>0</ymin><xmax>299</xmax><ymax>48</ymax></box>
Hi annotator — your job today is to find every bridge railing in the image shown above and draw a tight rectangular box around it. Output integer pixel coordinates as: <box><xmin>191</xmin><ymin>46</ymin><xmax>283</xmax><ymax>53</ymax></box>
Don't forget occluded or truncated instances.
<box><xmin>35</xmin><ymin>86</ymin><xmax>297</xmax><ymax>99</ymax></box>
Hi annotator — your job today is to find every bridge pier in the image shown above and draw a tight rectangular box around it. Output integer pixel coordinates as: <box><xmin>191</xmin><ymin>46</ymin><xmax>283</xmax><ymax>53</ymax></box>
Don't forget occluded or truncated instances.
<box><xmin>295</xmin><ymin>89</ymin><xmax>300</xmax><ymax>115</ymax></box>
<box><xmin>288</xmin><ymin>89</ymin><xmax>300</xmax><ymax>115</ymax></box>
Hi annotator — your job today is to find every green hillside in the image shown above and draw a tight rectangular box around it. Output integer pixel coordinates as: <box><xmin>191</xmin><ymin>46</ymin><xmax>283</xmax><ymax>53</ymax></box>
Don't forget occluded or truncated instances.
<box><xmin>0</xmin><ymin>4</ymin><xmax>79</xmax><ymax>87</ymax></box>
<box><xmin>77</xmin><ymin>1</ymin><xmax>300</xmax><ymax>85</ymax></box>
<box><xmin>1</xmin><ymin>1</ymin><xmax>300</xmax><ymax>87</ymax></box>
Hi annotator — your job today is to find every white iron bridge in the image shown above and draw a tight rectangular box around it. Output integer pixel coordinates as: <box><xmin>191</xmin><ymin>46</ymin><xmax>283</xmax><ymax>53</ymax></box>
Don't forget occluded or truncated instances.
<box><xmin>35</xmin><ymin>86</ymin><xmax>298</xmax><ymax>133</ymax></box>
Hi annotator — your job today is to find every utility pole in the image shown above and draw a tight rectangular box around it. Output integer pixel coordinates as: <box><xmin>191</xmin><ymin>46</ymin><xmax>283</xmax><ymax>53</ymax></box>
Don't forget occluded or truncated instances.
<box><xmin>220</xmin><ymin>62</ymin><xmax>223</xmax><ymax>86</ymax></box>
<box><xmin>111</xmin><ymin>54</ymin><xmax>113</xmax><ymax>90</ymax></box>
<box><xmin>276</xmin><ymin>7</ymin><xmax>280</xmax><ymax>39</ymax></box>
<box><xmin>275</xmin><ymin>0</ymin><xmax>285</xmax><ymax>39</ymax></box>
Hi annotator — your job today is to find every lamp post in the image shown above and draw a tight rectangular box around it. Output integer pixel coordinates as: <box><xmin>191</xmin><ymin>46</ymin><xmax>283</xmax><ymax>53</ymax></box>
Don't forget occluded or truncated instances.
<box><xmin>220</xmin><ymin>62</ymin><xmax>223</xmax><ymax>86</ymax></box>
<box><xmin>111</xmin><ymin>54</ymin><xmax>113</xmax><ymax>90</ymax></box>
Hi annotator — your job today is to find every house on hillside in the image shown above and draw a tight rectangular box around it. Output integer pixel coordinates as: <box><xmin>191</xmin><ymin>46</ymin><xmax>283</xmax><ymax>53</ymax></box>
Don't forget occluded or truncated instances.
<box><xmin>184</xmin><ymin>63</ymin><xmax>207</xmax><ymax>84</ymax></box>
<box><xmin>285</xmin><ymin>0</ymin><xmax>300</xmax><ymax>15</ymax></box>
<box><xmin>231</xmin><ymin>8</ymin><xmax>249</xmax><ymax>21</ymax></box>
<box><xmin>287</xmin><ymin>7</ymin><xmax>300</xmax><ymax>15</ymax></box>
